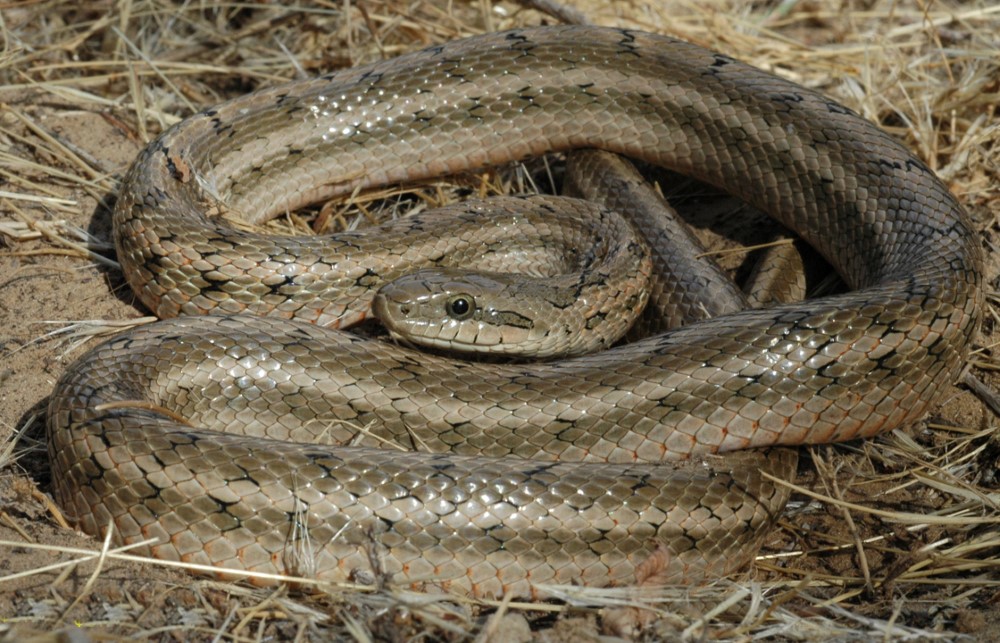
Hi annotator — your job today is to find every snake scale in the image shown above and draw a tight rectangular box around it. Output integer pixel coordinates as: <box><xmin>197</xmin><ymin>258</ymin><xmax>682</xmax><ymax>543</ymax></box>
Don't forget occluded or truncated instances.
<box><xmin>47</xmin><ymin>25</ymin><xmax>982</xmax><ymax>598</ymax></box>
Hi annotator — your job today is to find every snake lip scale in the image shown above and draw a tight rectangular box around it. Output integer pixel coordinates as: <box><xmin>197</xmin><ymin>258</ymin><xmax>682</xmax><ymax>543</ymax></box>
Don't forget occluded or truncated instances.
<box><xmin>47</xmin><ymin>25</ymin><xmax>982</xmax><ymax>598</ymax></box>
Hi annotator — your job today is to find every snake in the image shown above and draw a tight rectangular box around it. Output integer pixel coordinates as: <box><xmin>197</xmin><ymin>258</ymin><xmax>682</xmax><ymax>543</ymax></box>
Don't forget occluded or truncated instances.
<box><xmin>366</xmin><ymin>195</ymin><xmax>654</xmax><ymax>358</ymax></box>
<box><xmin>47</xmin><ymin>25</ymin><xmax>983</xmax><ymax>599</ymax></box>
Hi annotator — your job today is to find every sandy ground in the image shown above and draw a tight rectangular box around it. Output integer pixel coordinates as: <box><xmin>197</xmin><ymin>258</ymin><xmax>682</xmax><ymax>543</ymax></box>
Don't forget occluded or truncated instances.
<box><xmin>0</xmin><ymin>1</ymin><xmax>998</xmax><ymax>640</ymax></box>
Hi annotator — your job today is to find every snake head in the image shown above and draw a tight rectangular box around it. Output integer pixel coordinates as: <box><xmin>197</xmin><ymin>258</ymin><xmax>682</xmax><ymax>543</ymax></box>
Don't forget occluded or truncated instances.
<box><xmin>372</xmin><ymin>267</ymin><xmax>600</xmax><ymax>358</ymax></box>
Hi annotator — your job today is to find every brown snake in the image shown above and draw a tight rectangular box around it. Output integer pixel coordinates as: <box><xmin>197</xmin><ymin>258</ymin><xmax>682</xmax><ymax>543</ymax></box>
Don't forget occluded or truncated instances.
<box><xmin>47</xmin><ymin>26</ymin><xmax>983</xmax><ymax>598</ymax></box>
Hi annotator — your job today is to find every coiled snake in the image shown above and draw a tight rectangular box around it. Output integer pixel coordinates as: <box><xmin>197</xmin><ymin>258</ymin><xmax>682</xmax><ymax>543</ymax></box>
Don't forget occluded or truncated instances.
<box><xmin>47</xmin><ymin>26</ymin><xmax>982</xmax><ymax>598</ymax></box>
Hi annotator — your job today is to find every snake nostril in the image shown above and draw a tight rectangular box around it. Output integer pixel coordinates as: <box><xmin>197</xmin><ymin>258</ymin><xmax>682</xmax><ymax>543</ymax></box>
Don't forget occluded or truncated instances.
<box><xmin>400</xmin><ymin>305</ymin><xmax>411</xmax><ymax>315</ymax></box>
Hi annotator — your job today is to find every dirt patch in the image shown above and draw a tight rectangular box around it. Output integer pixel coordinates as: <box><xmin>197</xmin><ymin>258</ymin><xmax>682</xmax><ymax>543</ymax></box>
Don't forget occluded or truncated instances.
<box><xmin>1</xmin><ymin>1</ymin><xmax>998</xmax><ymax>640</ymax></box>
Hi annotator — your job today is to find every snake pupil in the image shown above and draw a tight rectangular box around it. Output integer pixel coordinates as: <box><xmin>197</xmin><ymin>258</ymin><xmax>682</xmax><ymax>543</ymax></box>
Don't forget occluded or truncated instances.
<box><xmin>447</xmin><ymin>295</ymin><xmax>473</xmax><ymax>320</ymax></box>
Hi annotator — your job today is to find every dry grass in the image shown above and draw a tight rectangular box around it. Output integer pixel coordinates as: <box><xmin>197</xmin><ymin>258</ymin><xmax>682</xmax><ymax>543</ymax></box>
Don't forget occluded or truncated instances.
<box><xmin>0</xmin><ymin>0</ymin><xmax>998</xmax><ymax>640</ymax></box>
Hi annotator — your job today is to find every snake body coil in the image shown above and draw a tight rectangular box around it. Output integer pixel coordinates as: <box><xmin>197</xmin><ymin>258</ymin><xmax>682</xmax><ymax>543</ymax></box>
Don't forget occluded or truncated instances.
<box><xmin>48</xmin><ymin>26</ymin><xmax>982</xmax><ymax>597</ymax></box>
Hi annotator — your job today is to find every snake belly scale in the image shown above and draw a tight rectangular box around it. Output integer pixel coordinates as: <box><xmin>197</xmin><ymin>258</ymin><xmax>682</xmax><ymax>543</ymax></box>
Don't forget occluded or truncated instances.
<box><xmin>47</xmin><ymin>25</ymin><xmax>982</xmax><ymax>597</ymax></box>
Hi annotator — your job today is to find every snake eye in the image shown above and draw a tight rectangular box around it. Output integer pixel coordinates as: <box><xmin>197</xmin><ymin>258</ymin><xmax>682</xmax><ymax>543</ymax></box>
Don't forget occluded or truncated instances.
<box><xmin>446</xmin><ymin>295</ymin><xmax>474</xmax><ymax>320</ymax></box>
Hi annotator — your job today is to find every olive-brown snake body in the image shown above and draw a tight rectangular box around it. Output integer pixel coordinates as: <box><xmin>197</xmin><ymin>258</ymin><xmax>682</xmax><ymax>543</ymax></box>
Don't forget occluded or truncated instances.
<box><xmin>47</xmin><ymin>25</ymin><xmax>982</xmax><ymax>597</ymax></box>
